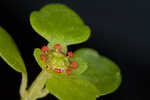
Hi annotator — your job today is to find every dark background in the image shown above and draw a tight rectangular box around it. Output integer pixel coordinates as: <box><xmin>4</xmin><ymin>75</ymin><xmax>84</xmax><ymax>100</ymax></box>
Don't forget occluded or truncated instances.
<box><xmin>0</xmin><ymin>0</ymin><xmax>150</xmax><ymax>100</ymax></box>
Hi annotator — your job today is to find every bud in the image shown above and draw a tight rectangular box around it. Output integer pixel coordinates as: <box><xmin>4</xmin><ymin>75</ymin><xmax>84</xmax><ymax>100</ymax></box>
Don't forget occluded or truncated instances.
<box><xmin>71</xmin><ymin>61</ymin><xmax>78</xmax><ymax>69</ymax></box>
<box><xmin>41</xmin><ymin>46</ymin><xmax>49</xmax><ymax>52</ymax></box>
<box><xmin>67</xmin><ymin>51</ymin><xmax>74</xmax><ymax>58</ymax></box>
<box><xmin>54</xmin><ymin>44</ymin><xmax>62</xmax><ymax>51</ymax></box>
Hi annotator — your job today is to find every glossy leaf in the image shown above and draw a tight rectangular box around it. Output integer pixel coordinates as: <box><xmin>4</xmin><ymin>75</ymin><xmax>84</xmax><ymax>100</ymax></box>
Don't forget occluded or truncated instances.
<box><xmin>74</xmin><ymin>48</ymin><xmax>121</xmax><ymax>96</ymax></box>
<box><xmin>0</xmin><ymin>27</ymin><xmax>26</xmax><ymax>73</ymax></box>
<box><xmin>46</xmin><ymin>77</ymin><xmax>100</xmax><ymax>100</ymax></box>
<box><xmin>30</xmin><ymin>3</ymin><xmax>90</xmax><ymax>47</ymax></box>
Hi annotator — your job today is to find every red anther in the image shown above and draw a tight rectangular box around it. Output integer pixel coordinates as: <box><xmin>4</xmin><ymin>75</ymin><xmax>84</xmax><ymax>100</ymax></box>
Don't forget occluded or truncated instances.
<box><xmin>54</xmin><ymin>68</ymin><xmax>62</xmax><ymax>73</ymax></box>
<box><xmin>40</xmin><ymin>54</ymin><xmax>46</xmax><ymax>60</ymax></box>
<box><xmin>54</xmin><ymin>44</ymin><xmax>62</xmax><ymax>51</ymax></box>
<box><xmin>71</xmin><ymin>61</ymin><xmax>78</xmax><ymax>69</ymax></box>
<box><xmin>67</xmin><ymin>51</ymin><xmax>74</xmax><ymax>58</ymax></box>
<box><xmin>41</xmin><ymin>46</ymin><xmax>49</xmax><ymax>52</ymax></box>
<box><xmin>66</xmin><ymin>69</ymin><xmax>71</xmax><ymax>75</ymax></box>
<box><xmin>57</xmin><ymin>69</ymin><xmax>62</xmax><ymax>73</ymax></box>
<box><xmin>54</xmin><ymin>68</ymin><xmax>59</xmax><ymax>73</ymax></box>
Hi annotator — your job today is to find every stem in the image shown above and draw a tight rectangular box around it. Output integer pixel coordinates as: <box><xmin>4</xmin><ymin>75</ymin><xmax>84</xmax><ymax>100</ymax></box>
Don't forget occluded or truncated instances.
<box><xmin>20</xmin><ymin>73</ymin><xmax>28</xmax><ymax>99</ymax></box>
<box><xmin>37</xmin><ymin>88</ymin><xmax>49</xmax><ymax>99</ymax></box>
<box><xmin>20</xmin><ymin>70</ymin><xmax>51</xmax><ymax>100</ymax></box>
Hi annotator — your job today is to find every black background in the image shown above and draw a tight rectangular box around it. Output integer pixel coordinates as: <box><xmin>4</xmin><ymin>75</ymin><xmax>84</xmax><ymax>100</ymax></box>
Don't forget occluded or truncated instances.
<box><xmin>0</xmin><ymin>0</ymin><xmax>150</xmax><ymax>100</ymax></box>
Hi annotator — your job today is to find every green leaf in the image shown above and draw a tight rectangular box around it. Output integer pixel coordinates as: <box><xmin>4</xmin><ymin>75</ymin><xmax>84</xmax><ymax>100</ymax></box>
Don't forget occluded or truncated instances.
<box><xmin>0</xmin><ymin>26</ymin><xmax>26</xmax><ymax>73</ymax></box>
<box><xmin>74</xmin><ymin>48</ymin><xmax>121</xmax><ymax>96</ymax></box>
<box><xmin>46</xmin><ymin>77</ymin><xmax>100</xmax><ymax>100</ymax></box>
<box><xmin>30</xmin><ymin>3</ymin><xmax>91</xmax><ymax>47</ymax></box>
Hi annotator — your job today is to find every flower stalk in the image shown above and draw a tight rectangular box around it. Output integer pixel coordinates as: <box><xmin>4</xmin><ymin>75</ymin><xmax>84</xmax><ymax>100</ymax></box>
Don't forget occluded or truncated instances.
<box><xmin>20</xmin><ymin>70</ymin><xmax>51</xmax><ymax>100</ymax></box>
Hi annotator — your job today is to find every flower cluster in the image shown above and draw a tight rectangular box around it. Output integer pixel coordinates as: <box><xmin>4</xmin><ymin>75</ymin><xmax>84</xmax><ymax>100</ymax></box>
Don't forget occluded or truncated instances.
<box><xmin>40</xmin><ymin>44</ymin><xmax>78</xmax><ymax>75</ymax></box>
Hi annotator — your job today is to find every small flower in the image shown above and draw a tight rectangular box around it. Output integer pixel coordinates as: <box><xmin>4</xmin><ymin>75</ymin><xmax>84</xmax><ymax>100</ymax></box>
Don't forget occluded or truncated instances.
<box><xmin>54</xmin><ymin>44</ymin><xmax>62</xmax><ymax>51</ymax></box>
<box><xmin>40</xmin><ymin>45</ymin><xmax>78</xmax><ymax>76</ymax></box>
<box><xmin>71</xmin><ymin>61</ymin><xmax>78</xmax><ymax>69</ymax></box>
<box><xmin>41</xmin><ymin>46</ymin><xmax>49</xmax><ymax>52</ymax></box>
<box><xmin>67</xmin><ymin>51</ymin><xmax>74</xmax><ymax>58</ymax></box>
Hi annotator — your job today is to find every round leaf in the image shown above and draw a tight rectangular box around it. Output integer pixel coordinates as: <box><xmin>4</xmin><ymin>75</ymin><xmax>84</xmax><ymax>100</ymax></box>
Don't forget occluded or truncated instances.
<box><xmin>46</xmin><ymin>77</ymin><xmax>100</xmax><ymax>100</ymax></box>
<box><xmin>74</xmin><ymin>48</ymin><xmax>121</xmax><ymax>96</ymax></box>
<box><xmin>30</xmin><ymin>3</ymin><xmax>91</xmax><ymax>47</ymax></box>
<box><xmin>0</xmin><ymin>27</ymin><xmax>26</xmax><ymax>73</ymax></box>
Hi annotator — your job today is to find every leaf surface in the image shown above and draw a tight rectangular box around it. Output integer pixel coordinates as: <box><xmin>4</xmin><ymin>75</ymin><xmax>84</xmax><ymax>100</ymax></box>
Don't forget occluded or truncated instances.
<box><xmin>74</xmin><ymin>48</ymin><xmax>121</xmax><ymax>95</ymax></box>
<box><xmin>30</xmin><ymin>4</ymin><xmax>90</xmax><ymax>47</ymax></box>
<box><xmin>46</xmin><ymin>77</ymin><xmax>100</xmax><ymax>100</ymax></box>
<box><xmin>0</xmin><ymin>27</ymin><xmax>26</xmax><ymax>73</ymax></box>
